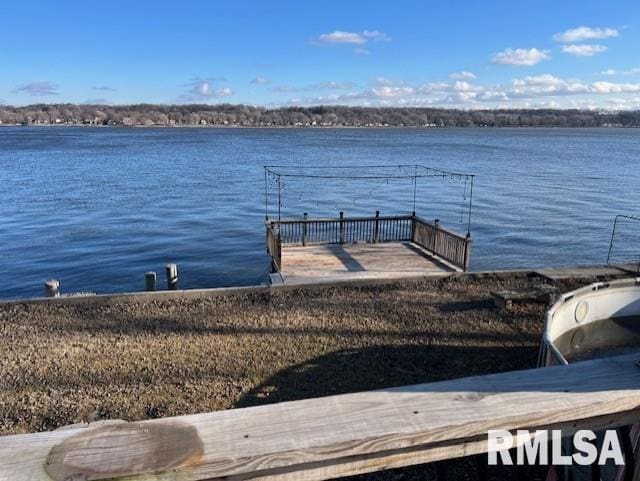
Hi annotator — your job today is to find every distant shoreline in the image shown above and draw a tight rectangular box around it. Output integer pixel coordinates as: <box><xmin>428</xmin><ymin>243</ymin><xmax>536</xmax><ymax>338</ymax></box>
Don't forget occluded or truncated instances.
<box><xmin>0</xmin><ymin>123</ymin><xmax>638</xmax><ymax>129</ymax></box>
<box><xmin>1</xmin><ymin>104</ymin><xmax>638</xmax><ymax>128</ymax></box>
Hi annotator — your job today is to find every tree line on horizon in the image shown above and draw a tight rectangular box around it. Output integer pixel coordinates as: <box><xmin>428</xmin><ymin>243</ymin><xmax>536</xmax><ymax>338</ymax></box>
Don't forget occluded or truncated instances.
<box><xmin>0</xmin><ymin>104</ymin><xmax>639</xmax><ymax>127</ymax></box>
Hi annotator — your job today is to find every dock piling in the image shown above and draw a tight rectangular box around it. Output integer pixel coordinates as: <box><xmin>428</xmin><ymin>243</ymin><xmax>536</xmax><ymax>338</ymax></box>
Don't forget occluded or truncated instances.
<box><xmin>165</xmin><ymin>264</ymin><xmax>179</xmax><ymax>290</ymax></box>
<box><xmin>145</xmin><ymin>272</ymin><xmax>157</xmax><ymax>291</ymax></box>
<box><xmin>44</xmin><ymin>279</ymin><xmax>60</xmax><ymax>298</ymax></box>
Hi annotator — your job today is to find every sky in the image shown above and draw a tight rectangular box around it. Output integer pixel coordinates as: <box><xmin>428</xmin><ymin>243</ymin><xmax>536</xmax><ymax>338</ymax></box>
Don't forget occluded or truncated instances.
<box><xmin>2</xmin><ymin>0</ymin><xmax>640</xmax><ymax>110</ymax></box>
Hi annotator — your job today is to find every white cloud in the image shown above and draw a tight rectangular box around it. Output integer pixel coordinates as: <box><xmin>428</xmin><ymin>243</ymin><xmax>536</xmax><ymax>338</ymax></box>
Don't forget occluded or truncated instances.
<box><xmin>316</xmin><ymin>31</ymin><xmax>367</xmax><ymax>45</ymax></box>
<box><xmin>362</xmin><ymin>30</ymin><xmax>391</xmax><ymax>42</ymax></box>
<box><xmin>590</xmin><ymin>81</ymin><xmax>640</xmax><ymax>93</ymax></box>
<box><xmin>179</xmin><ymin>79</ymin><xmax>233</xmax><ymax>102</ymax></box>
<box><xmin>314</xmin><ymin>29</ymin><xmax>390</xmax><ymax>54</ymax></box>
<box><xmin>283</xmin><ymin>74</ymin><xmax>640</xmax><ymax>109</ymax></box>
<box><xmin>553</xmin><ymin>26</ymin><xmax>619</xmax><ymax>43</ymax></box>
<box><xmin>216</xmin><ymin>87</ymin><xmax>233</xmax><ymax>96</ymax></box>
<box><xmin>13</xmin><ymin>81</ymin><xmax>59</xmax><ymax>96</ymax></box>
<box><xmin>192</xmin><ymin>81</ymin><xmax>232</xmax><ymax>98</ymax></box>
<box><xmin>371</xmin><ymin>86</ymin><xmax>416</xmax><ymax>98</ymax></box>
<box><xmin>491</xmin><ymin>48</ymin><xmax>550</xmax><ymax>66</ymax></box>
<box><xmin>452</xmin><ymin>81</ymin><xmax>482</xmax><ymax>92</ymax></box>
<box><xmin>449</xmin><ymin>71</ymin><xmax>476</xmax><ymax>80</ymax></box>
<box><xmin>250</xmin><ymin>76</ymin><xmax>270</xmax><ymax>85</ymax></box>
<box><xmin>561</xmin><ymin>44</ymin><xmax>608</xmax><ymax>56</ymax></box>
<box><xmin>510</xmin><ymin>74</ymin><xmax>589</xmax><ymax>96</ymax></box>
<box><xmin>600</xmin><ymin>68</ymin><xmax>640</xmax><ymax>76</ymax></box>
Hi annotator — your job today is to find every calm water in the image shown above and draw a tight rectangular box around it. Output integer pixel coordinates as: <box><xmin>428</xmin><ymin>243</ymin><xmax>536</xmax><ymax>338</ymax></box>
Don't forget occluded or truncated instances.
<box><xmin>1</xmin><ymin>127</ymin><xmax>639</xmax><ymax>299</ymax></box>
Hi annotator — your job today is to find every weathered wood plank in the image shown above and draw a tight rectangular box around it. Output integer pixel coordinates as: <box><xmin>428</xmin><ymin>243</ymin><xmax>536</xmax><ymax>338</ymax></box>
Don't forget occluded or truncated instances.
<box><xmin>491</xmin><ymin>286</ymin><xmax>558</xmax><ymax>309</ymax></box>
<box><xmin>279</xmin><ymin>241</ymin><xmax>457</xmax><ymax>284</ymax></box>
<box><xmin>2</xmin><ymin>352</ymin><xmax>640</xmax><ymax>481</ymax></box>
<box><xmin>533</xmin><ymin>265</ymin><xmax>630</xmax><ymax>282</ymax></box>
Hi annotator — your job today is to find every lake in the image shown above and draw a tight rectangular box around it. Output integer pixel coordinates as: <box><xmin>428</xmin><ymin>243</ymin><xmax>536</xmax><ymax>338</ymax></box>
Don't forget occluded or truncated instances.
<box><xmin>1</xmin><ymin>126</ymin><xmax>639</xmax><ymax>299</ymax></box>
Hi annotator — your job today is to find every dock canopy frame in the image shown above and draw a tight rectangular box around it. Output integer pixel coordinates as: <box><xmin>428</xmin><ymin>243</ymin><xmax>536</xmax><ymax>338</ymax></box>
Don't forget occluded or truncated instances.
<box><xmin>264</xmin><ymin>164</ymin><xmax>475</xmax><ymax>236</ymax></box>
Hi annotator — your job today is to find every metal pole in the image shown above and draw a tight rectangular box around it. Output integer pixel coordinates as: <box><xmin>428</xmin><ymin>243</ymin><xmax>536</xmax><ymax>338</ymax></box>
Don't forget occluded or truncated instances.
<box><xmin>264</xmin><ymin>167</ymin><xmax>269</xmax><ymax>221</ymax></box>
<box><xmin>412</xmin><ymin>165</ymin><xmax>417</xmax><ymax>216</ymax></box>
<box><xmin>277</xmin><ymin>175</ymin><xmax>282</xmax><ymax>222</ymax></box>
<box><xmin>467</xmin><ymin>175</ymin><xmax>474</xmax><ymax>236</ymax></box>
<box><xmin>302</xmin><ymin>212</ymin><xmax>308</xmax><ymax>246</ymax></box>
<box><xmin>607</xmin><ymin>216</ymin><xmax>619</xmax><ymax>265</ymax></box>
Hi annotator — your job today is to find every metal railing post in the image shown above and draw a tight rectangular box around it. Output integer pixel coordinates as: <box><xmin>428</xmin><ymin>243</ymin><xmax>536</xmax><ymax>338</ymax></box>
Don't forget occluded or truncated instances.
<box><xmin>374</xmin><ymin>210</ymin><xmax>380</xmax><ymax>243</ymax></box>
<box><xmin>339</xmin><ymin>211</ymin><xmax>344</xmax><ymax>244</ymax></box>
<box><xmin>302</xmin><ymin>212</ymin><xmax>308</xmax><ymax>246</ymax></box>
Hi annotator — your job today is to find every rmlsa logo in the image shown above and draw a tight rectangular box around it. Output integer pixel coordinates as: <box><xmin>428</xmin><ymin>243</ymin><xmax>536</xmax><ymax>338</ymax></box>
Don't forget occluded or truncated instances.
<box><xmin>488</xmin><ymin>430</ymin><xmax>625</xmax><ymax>466</ymax></box>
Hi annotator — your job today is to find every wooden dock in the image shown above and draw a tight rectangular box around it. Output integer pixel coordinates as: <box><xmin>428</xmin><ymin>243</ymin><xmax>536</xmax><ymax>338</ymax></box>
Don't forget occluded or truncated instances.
<box><xmin>278</xmin><ymin>241</ymin><xmax>457</xmax><ymax>284</ymax></box>
<box><xmin>267</xmin><ymin>214</ymin><xmax>472</xmax><ymax>285</ymax></box>
<box><xmin>3</xmin><ymin>351</ymin><xmax>640</xmax><ymax>481</ymax></box>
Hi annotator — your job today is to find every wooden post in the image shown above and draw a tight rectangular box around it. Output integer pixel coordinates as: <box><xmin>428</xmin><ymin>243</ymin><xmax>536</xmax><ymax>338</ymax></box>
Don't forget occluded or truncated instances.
<box><xmin>145</xmin><ymin>272</ymin><xmax>157</xmax><ymax>291</ymax></box>
<box><xmin>373</xmin><ymin>211</ymin><xmax>380</xmax><ymax>243</ymax></box>
<box><xmin>165</xmin><ymin>264</ymin><xmax>178</xmax><ymax>290</ymax></box>
<box><xmin>463</xmin><ymin>234</ymin><xmax>472</xmax><ymax>272</ymax></box>
<box><xmin>276</xmin><ymin>231</ymin><xmax>282</xmax><ymax>270</ymax></box>
<box><xmin>410</xmin><ymin>214</ymin><xmax>417</xmax><ymax>243</ymax></box>
<box><xmin>339</xmin><ymin>211</ymin><xmax>344</xmax><ymax>244</ymax></box>
<box><xmin>431</xmin><ymin>219</ymin><xmax>439</xmax><ymax>252</ymax></box>
<box><xmin>44</xmin><ymin>279</ymin><xmax>59</xmax><ymax>298</ymax></box>
<box><xmin>302</xmin><ymin>213</ymin><xmax>308</xmax><ymax>246</ymax></box>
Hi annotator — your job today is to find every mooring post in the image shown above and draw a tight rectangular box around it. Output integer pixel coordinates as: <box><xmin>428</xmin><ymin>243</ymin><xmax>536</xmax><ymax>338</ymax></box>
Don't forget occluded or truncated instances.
<box><xmin>339</xmin><ymin>211</ymin><xmax>344</xmax><ymax>244</ymax></box>
<box><xmin>432</xmin><ymin>219</ymin><xmax>440</xmax><ymax>252</ymax></box>
<box><xmin>374</xmin><ymin>210</ymin><xmax>380</xmax><ymax>243</ymax></box>
<box><xmin>463</xmin><ymin>233</ymin><xmax>472</xmax><ymax>272</ymax></box>
<box><xmin>44</xmin><ymin>279</ymin><xmax>60</xmax><ymax>298</ymax></box>
<box><xmin>302</xmin><ymin>212</ymin><xmax>308</xmax><ymax>246</ymax></box>
<box><xmin>165</xmin><ymin>263</ymin><xmax>179</xmax><ymax>290</ymax></box>
<box><xmin>145</xmin><ymin>272</ymin><xmax>157</xmax><ymax>291</ymax></box>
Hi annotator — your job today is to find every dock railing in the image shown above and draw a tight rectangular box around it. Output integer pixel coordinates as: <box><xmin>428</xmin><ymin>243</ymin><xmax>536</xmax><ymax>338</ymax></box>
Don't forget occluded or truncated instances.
<box><xmin>266</xmin><ymin>223</ymin><xmax>282</xmax><ymax>272</ymax></box>
<box><xmin>266</xmin><ymin>213</ymin><xmax>472</xmax><ymax>271</ymax></box>
<box><xmin>412</xmin><ymin>216</ymin><xmax>472</xmax><ymax>271</ymax></box>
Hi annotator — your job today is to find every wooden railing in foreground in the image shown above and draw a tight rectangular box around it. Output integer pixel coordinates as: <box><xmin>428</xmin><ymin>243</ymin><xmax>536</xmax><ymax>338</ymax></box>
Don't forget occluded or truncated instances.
<box><xmin>266</xmin><ymin>213</ymin><xmax>472</xmax><ymax>271</ymax></box>
<box><xmin>3</xmin><ymin>352</ymin><xmax>640</xmax><ymax>481</ymax></box>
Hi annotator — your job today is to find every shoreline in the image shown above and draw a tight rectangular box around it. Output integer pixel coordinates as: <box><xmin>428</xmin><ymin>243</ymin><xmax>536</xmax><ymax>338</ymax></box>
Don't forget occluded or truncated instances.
<box><xmin>0</xmin><ymin>123</ymin><xmax>637</xmax><ymax>129</ymax></box>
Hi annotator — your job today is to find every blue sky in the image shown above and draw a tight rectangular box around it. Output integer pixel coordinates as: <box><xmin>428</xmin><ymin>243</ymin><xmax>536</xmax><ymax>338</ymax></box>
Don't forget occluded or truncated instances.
<box><xmin>2</xmin><ymin>0</ymin><xmax>640</xmax><ymax>109</ymax></box>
